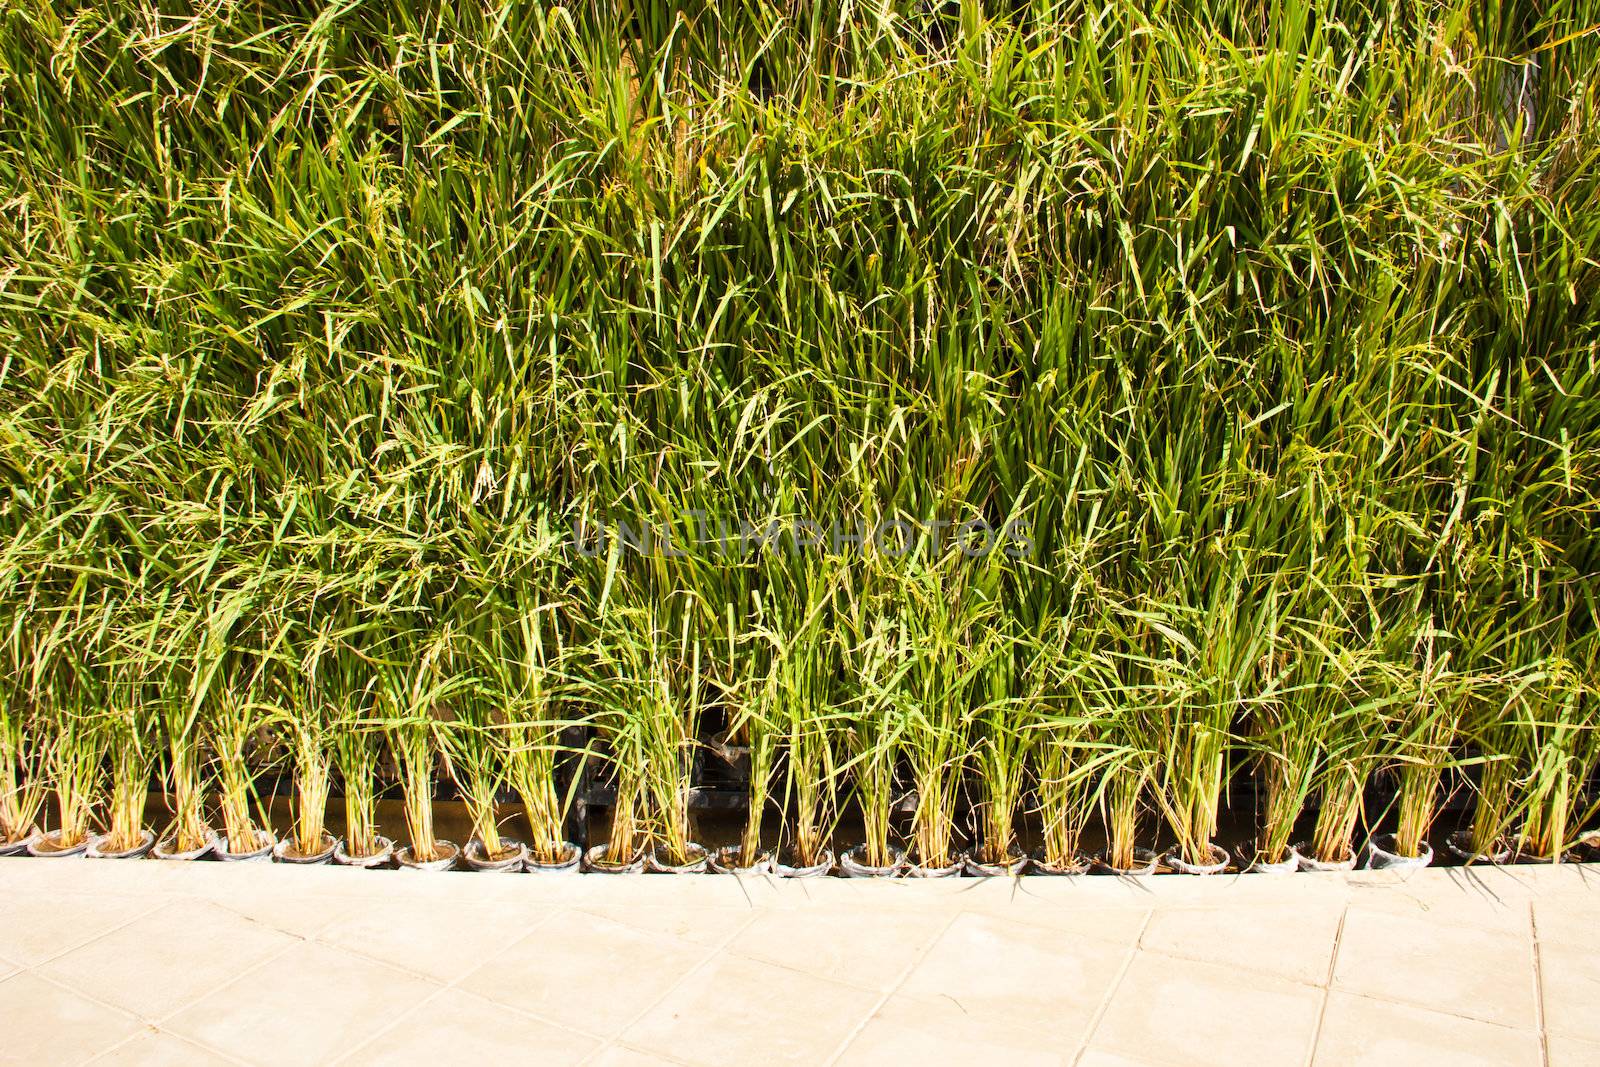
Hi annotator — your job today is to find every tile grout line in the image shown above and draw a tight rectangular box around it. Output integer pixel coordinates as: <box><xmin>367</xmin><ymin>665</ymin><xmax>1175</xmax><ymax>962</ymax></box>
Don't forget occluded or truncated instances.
<box><xmin>819</xmin><ymin>906</ymin><xmax>967</xmax><ymax>1067</ymax></box>
<box><xmin>579</xmin><ymin>905</ymin><xmax>767</xmax><ymax>1067</ymax></box>
<box><xmin>1530</xmin><ymin>900</ymin><xmax>1549</xmax><ymax>1067</ymax></box>
<box><xmin>1301</xmin><ymin>903</ymin><xmax>1349</xmax><ymax>1067</ymax></box>
<box><xmin>325</xmin><ymin>905</ymin><xmax>608</xmax><ymax>1066</ymax></box>
<box><xmin>84</xmin><ymin>1025</ymin><xmax>254</xmax><ymax>1067</ymax></box>
<box><xmin>1068</xmin><ymin>907</ymin><xmax>1155</xmax><ymax>1066</ymax></box>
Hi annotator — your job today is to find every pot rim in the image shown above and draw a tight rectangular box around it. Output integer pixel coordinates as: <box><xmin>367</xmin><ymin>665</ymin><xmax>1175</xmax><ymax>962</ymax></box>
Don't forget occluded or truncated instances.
<box><xmin>463</xmin><ymin>838</ymin><xmax>528</xmax><ymax>871</ymax></box>
<box><xmin>773</xmin><ymin>847</ymin><xmax>835</xmax><ymax>877</ymax></box>
<box><xmin>1366</xmin><ymin>832</ymin><xmax>1434</xmax><ymax>869</ymax></box>
<box><xmin>839</xmin><ymin>843</ymin><xmax>907</xmax><ymax>877</ymax></box>
<box><xmin>1288</xmin><ymin>841</ymin><xmax>1358</xmax><ymax>872</ymax></box>
<box><xmin>332</xmin><ymin>834</ymin><xmax>396</xmax><ymax>868</ymax></box>
<box><xmin>273</xmin><ymin>830</ymin><xmax>341</xmax><ymax>864</ymax></box>
<box><xmin>216</xmin><ymin>828</ymin><xmax>277</xmax><ymax>861</ymax></box>
<box><xmin>646</xmin><ymin>842</ymin><xmax>711</xmax><ymax>874</ymax></box>
<box><xmin>1162</xmin><ymin>842</ymin><xmax>1231</xmax><ymax>875</ymax></box>
<box><xmin>1444</xmin><ymin>829</ymin><xmax>1512</xmax><ymax>865</ymax></box>
<box><xmin>87</xmin><ymin>828</ymin><xmax>157</xmax><ymax>859</ymax></box>
<box><xmin>1091</xmin><ymin>847</ymin><xmax>1161</xmax><ymax>876</ymax></box>
<box><xmin>152</xmin><ymin>828</ymin><xmax>220</xmax><ymax>861</ymax></box>
<box><xmin>710</xmin><ymin>844</ymin><xmax>774</xmax><ymax>875</ymax></box>
<box><xmin>959</xmin><ymin>847</ymin><xmax>1030</xmax><ymax>877</ymax></box>
<box><xmin>1028</xmin><ymin>848</ymin><xmax>1091</xmax><ymax>876</ymax></box>
<box><xmin>26</xmin><ymin>828</ymin><xmax>91</xmax><ymax>857</ymax></box>
<box><xmin>524</xmin><ymin>840</ymin><xmax>583</xmax><ymax>872</ymax></box>
<box><xmin>584</xmin><ymin>842</ymin><xmax>646</xmax><ymax>873</ymax></box>
<box><xmin>395</xmin><ymin>839</ymin><xmax>461</xmax><ymax>871</ymax></box>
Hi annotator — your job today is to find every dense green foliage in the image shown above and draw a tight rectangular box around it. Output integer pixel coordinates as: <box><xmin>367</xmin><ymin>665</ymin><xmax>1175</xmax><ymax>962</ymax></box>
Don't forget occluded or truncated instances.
<box><xmin>2</xmin><ymin>1</ymin><xmax>1598</xmax><ymax>867</ymax></box>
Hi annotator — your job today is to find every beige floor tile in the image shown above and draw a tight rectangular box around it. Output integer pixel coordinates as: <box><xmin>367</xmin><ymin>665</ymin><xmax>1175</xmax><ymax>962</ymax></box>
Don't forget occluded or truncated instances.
<box><xmin>622</xmin><ymin>953</ymin><xmax>875</xmax><ymax>1066</ymax></box>
<box><xmin>1140</xmin><ymin>903</ymin><xmax>1344</xmax><ymax>986</ymax></box>
<box><xmin>163</xmin><ymin>941</ymin><xmax>441</xmax><ymax>1067</ymax></box>
<box><xmin>578</xmin><ymin>904</ymin><xmax>755</xmax><ymax>948</ymax></box>
<box><xmin>1344</xmin><ymin>876</ymin><xmax>1534</xmax><ymax>936</ymax></box>
<box><xmin>341</xmin><ymin>987</ymin><xmax>599</xmax><ymax>1065</ymax></box>
<box><xmin>1075</xmin><ymin>1050</ymin><xmax>1169</xmax><ymax>1067</ymax></box>
<box><xmin>897</xmin><ymin>912</ymin><xmax>1130</xmax><ymax>1044</ymax></box>
<box><xmin>1093</xmin><ymin>952</ymin><xmax>1322</xmax><ymax>1067</ymax></box>
<box><xmin>1535</xmin><ymin>941</ymin><xmax>1600</xmax><ymax>1037</ymax></box>
<box><xmin>0</xmin><ymin>892</ymin><xmax>158</xmax><ymax>966</ymax></box>
<box><xmin>215</xmin><ymin>892</ymin><xmax>361</xmax><ymax>940</ymax></box>
<box><xmin>1533</xmin><ymin>896</ymin><xmax>1600</xmax><ymax>950</ymax></box>
<box><xmin>835</xmin><ymin>993</ymin><xmax>1074</xmax><ymax>1066</ymax></box>
<box><xmin>0</xmin><ymin>972</ymin><xmax>145</xmax><ymax>1066</ymax></box>
<box><xmin>725</xmin><ymin>906</ymin><xmax>948</xmax><ymax>991</ymax></box>
<box><xmin>317</xmin><ymin>898</ymin><xmax>554</xmax><ymax>983</ymax></box>
<box><xmin>1312</xmin><ymin>991</ymin><xmax>1540</xmax><ymax>1066</ymax></box>
<box><xmin>457</xmin><ymin>910</ymin><xmax>708</xmax><ymax>1037</ymax></box>
<box><xmin>585</xmin><ymin>1045</ymin><xmax>691</xmax><ymax>1066</ymax></box>
<box><xmin>1547</xmin><ymin>1032</ymin><xmax>1600</xmax><ymax>1066</ymax></box>
<box><xmin>39</xmin><ymin>899</ymin><xmax>299</xmax><ymax>1020</ymax></box>
<box><xmin>88</xmin><ymin>1028</ymin><xmax>239</xmax><ymax>1066</ymax></box>
<box><xmin>961</xmin><ymin>894</ymin><xmax>1152</xmax><ymax>947</ymax></box>
<box><xmin>1332</xmin><ymin>907</ymin><xmax>1537</xmax><ymax>1029</ymax></box>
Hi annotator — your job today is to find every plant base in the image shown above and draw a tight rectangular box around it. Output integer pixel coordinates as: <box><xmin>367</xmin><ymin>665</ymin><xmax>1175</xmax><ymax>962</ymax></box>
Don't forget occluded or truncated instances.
<box><xmin>524</xmin><ymin>841</ymin><xmax>583</xmax><ymax>873</ymax></box>
<box><xmin>960</xmin><ymin>848</ymin><xmax>1029</xmax><ymax>877</ymax></box>
<box><xmin>216</xmin><ymin>829</ymin><xmax>276</xmax><ymax>862</ymax></box>
<box><xmin>1444</xmin><ymin>830</ymin><xmax>1511</xmax><ymax>866</ymax></box>
<box><xmin>26</xmin><ymin>829</ymin><xmax>89</xmax><ymax>858</ymax></box>
<box><xmin>463</xmin><ymin>838</ymin><xmax>528</xmax><ymax>873</ymax></box>
<box><xmin>1365</xmin><ymin>833</ymin><xmax>1433</xmax><ymax>871</ymax></box>
<box><xmin>87</xmin><ymin>829</ymin><xmax>156</xmax><ymax>859</ymax></box>
<box><xmin>646</xmin><ymin>843</ymin><xmax>710</xmax><ymax>874</ymax></box>
<box><xmin>273</xmin><ymin>831</ymin><xmax>339</xmax><ymax>865</ymax></box>
<box><xmin>1162</xmin><ymin>843</ymin><xmax>1230</xmax><ymax>875</ymax></box>
<box><xmin>152</xmin><ymin>830</ymin><xmax>219</xmax><ymax>861</ymax></box>
<box><xmin>710</xmin><ymin>845</ymin><xmax>773</xmax><ymax>875</ymax></box>
<box><xmin>1092</xmin><ymin>847</ymin><xmax>1161</xmax><ymax>877</ymax></box>
<box><xmin>395</xmin><ymin>840</ymin><xmax>460</xmax><ymax>872</ymax></box>
<box><xmin>839</xmin><ymin>844</ymin><xmax>906</xmax><ymax>878</ymax></box>
<box><xmin>333</xmin><ymin>835</ymin><xmax>395</xmax><ymax>869</ymax></box>
<box><xmin>583</xmin><ymin>843</ymin><xmax>644</xmax><ymax>874</ymax></box>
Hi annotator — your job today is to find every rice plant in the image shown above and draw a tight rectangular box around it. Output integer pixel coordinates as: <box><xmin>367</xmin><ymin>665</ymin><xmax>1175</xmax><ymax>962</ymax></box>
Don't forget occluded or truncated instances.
<box><xmin>0</xmin><ymin>0</ymin><xmax>1596</xmax><ymax>876</ymax></box>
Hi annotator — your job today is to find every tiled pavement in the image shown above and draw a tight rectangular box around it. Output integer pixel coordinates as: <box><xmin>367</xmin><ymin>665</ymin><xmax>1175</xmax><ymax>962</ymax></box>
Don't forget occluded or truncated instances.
<box><xmin>1</xmin><ymin>856</ymin><xmax>1597</xmax><ymax>1065</ymax></box>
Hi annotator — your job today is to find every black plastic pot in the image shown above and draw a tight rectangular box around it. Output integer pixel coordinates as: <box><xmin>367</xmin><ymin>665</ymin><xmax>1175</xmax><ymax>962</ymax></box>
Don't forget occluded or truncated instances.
<box><xmin>584</xmin><ymin>843</ymin><xmax>645</xmax><ymax>874</ymax></box>
<box><xmin>152</xmin><ymin>829</ymin><xmax>219</xmax><ymax>861</ymax></box>
<box><xmin>524</xmin><ymin>841</ymin><xmax>583</xmax><ymax>874</ymax></box>
<box><xmin>646</xmin><ymin>843</ymin><xmax>710</xmax><ymax>873</ymax></box>
<box><xmin>395</xmin><ymin>840</ymin><xmax>460</xmax><ymax>871</ymax></box>
<box><xmin>333</xmin><ymin>835</ymin><xmax>395</xmax><ymax>869</ymax></box>
<box><xmin>1444</xmin><ymin>830</ymin><xmax>1511</xmax><ymax>866</ymax></box>
<box><xmin>216</xmin><ymin>829</ymin><xmax>276</xmax><ymax>862</ymax></box>
<box><xmin>839</xmin><ymin>844</ymin><xmax>906</xmax><ymax>878</ymax></box>
<box><xmin>26</xmin><ymin>829</ymin><xmax>89</xmax><ymax>858</ymax></box>
<box><xmin>273</xmin><ymin>831</ymin><xmax>339</xmax><ymax>865</ymax></box>
<box><xmin>463</xmin><ymin>838</ymin><xmax>528</xmax><ymax>873</ymax></box>
<box><xmin>0</xmin><ymin>828</ymin><xmax>39</xmax><ymax>857</ymax></box>
<box><xmin>86</xmin><ymin>829</ymin><xmax>156</xmax><ymax>859</ymax></box>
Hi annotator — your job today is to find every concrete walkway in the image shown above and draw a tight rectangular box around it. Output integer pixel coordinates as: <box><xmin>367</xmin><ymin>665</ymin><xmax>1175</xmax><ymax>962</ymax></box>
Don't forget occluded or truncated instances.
<box><xmin>0</xmin><ymin>856</ymin><xmax>1596</xmax><ymax>1066</ymax></box>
